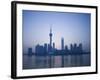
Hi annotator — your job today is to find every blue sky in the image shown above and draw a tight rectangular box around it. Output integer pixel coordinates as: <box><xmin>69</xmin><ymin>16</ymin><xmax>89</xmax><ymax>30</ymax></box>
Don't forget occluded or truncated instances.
<box><xmin>22</xmin><ymin>10</ymin><xmax>91</xmax><ymax>53</ymax></box>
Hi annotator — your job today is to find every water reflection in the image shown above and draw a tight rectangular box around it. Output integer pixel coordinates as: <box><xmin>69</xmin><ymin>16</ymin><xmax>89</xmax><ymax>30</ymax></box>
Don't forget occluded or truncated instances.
<box><xmin>23</xmin><ymin>53</ymin><xmax>90</xmax><ymax>69</ymax></box>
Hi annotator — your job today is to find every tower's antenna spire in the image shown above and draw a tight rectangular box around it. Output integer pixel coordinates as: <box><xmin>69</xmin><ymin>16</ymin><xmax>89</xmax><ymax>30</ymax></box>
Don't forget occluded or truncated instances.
<box><xmin>50</xmin><ymin>24</ymin><xmax>52</xmax><ymax>33</ymax></box>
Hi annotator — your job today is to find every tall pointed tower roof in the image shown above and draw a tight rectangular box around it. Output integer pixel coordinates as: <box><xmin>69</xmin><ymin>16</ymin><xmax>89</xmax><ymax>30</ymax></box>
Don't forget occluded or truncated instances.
<box><xmin>50</xmin><ymin>25</ymin><xmax>52</xmax><ymax>33</ymax></box>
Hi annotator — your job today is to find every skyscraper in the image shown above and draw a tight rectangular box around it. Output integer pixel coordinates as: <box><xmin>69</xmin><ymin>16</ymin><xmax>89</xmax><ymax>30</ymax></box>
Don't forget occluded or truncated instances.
<box><xmin>49</xmin><ymin>27</ymin><xmax>52</xmax><ymax>52</ymax></box>
<box><xmin>28</xmin><ymin>48</ymin><xmax>32</xmax><ymax>55</ymax></box>
<box><xmin>44</xmin><ymin>43</ymin><xmax>48</xmax><ymax>53</ymax></box>
<box><xmin>53</xmin><ymin>42</ymin><xmax>55</xmax><ymax>51</ymax></box>
<box><xmin>78</xmin><ymin>43</ymin><xmax>83</xmax><ymax>52</ymax></box>
<box><xmin>65</xmin><ymin>45</ymin><xmax>68</xmax><ymax>51</ymax></box>
<box><xmin>61</xmin><ymin>37</ymin><xmax>64</xmax><ymax>50</ymax></box>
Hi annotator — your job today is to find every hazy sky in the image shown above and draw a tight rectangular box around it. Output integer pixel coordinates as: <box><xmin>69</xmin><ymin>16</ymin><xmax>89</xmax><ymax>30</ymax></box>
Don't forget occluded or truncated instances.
<box><xmin>22</xmin><ymin>10</ymin><xmax>91</xmax><ymax>53</ymax></box>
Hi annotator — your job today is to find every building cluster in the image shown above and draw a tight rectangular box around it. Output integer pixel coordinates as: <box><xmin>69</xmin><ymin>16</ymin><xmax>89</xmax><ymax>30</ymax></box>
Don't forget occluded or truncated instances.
<box><xmin>28</xmin><ymin>28</ymin><xmax>83</xmax><ymax>55</ymax></box>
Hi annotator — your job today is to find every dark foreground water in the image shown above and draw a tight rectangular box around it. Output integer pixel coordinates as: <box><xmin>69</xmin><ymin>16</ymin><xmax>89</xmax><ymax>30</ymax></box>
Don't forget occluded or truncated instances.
<box><xmin>23</xmin><ymin>54</ymin><xmax>90</xmax><ymax>69</ymax></box>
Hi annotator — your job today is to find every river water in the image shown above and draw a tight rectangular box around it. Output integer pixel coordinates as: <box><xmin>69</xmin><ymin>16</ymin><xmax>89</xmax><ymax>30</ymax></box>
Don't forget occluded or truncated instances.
<box><xmin>23</xmin><ymin>54</ymin><xmax>90</xmax><ymax>69</ymax></box>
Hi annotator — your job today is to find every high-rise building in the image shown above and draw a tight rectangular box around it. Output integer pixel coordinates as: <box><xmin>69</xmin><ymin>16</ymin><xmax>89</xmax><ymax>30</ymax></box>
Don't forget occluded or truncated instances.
<box><xmin>78</xmin><ymin>43</ymin><xmax>83</xmax><ymax>52</ymax></box>
<box><xmin>61</xmin><ymin>37</ymin><xmax>64</xmax><ymax>50</ymax></box>
<box><xmin>44</xmin><ymin>43</ymin><xmax>48</xmax><ymax>53</ymax></box>
<box><xmin>65</xmin><ymin>45</ymin><xmax>68</xmax><ymax>51</ymax></box>
<box><xmin>35</xmin><ymin>44</ymin><xmax>44</xmax><ymax>55</ymax></box>
<box><xmin>70</xmin><ymin>44</ymin><xmax>73</xmax><ymax>52</ymax></box>
<box><xmin>28</xmin><ymin>48</ymin><xmax>32</xmax><ymax>55</ymax></box>
<box><xmin>53</xmin><ymin>42</ymin><xmax>55</xmax><ymax>51</ymax></box>
<box><xmin>48</xmin><ymin>44</ymin><xmax>50</xmax><ymax>53</ymax></box>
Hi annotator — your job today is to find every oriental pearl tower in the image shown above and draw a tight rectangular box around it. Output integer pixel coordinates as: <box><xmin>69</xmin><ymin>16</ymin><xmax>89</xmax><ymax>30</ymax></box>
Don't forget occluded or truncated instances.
<box><xmin>49</xmin><ymin>27</ymin><xmax>52</xmax><ymax>52</ymax></box>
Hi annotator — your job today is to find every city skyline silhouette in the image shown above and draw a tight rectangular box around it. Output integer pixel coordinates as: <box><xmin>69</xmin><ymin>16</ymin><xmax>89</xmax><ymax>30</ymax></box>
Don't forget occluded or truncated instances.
<box><xmin>23</xmin><ymin>10</ymin><xmax>90</xmax><ymax>54</ymax></box>
<box><xmin>27</xmin><ymin>27</ymin><xmax>84</xmax><ymax>56</ymax></box>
